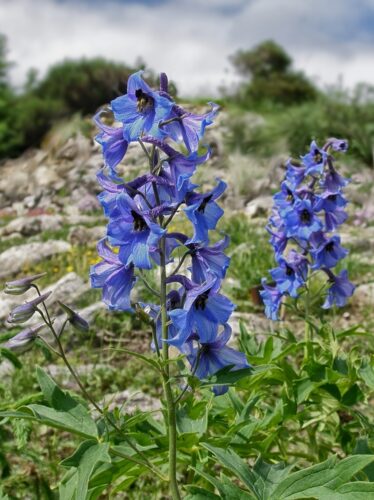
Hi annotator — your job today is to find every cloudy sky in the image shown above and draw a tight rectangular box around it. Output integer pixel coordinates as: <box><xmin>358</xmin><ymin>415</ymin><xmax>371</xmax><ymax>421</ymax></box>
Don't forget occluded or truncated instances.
<box><xmin>1</xmin><ymin>0</ymin><xmax>374</xmax><ymax>96</ymax></box>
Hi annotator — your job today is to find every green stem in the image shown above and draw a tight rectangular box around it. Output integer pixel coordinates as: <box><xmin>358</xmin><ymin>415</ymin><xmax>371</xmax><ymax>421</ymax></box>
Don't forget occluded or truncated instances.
<box><xmin>160</xmin><ymin>235</ymin><xmax>181</xmax><ymax>500</ymax></box>
<box><xmin>303</xmin><ymin>281</ymin><xmax>313</xmax><ymax>363</ymax></box>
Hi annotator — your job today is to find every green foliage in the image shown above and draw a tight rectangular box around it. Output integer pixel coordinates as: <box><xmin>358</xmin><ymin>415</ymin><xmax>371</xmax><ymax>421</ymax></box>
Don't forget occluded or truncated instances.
<box><xmin>230</xmin><ymin>40</ymin><xmax>317</xmax><ymax>106</ymax></box>
<box><xmin>196</xmin><ymin>445</ymin><xmax>374</xmax><ymax>499</ymax></box>
<box><xmin>230</xmin><ymin>40</ymin><xmax>292</xmax><ymax>78</ymax></box>
<box><xmin>34</xmin><ymin>57</ymin><xmax>134</xmax><ymax>116</ymax></box>
<box><xmin>279</xmin><ymin>96</ymin><xmax>374</xmax><ymax>167</ymax></box>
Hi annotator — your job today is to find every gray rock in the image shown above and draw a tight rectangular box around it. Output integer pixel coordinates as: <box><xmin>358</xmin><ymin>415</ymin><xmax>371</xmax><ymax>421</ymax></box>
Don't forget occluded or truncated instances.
<box><xmin>68</xmin><ymin>225</ymin><xmax>105</xmax><ymax>245</ymax></box>
<box><xmin>0</xmin><ymin>214</ymin><xmax>63</xmax><ymax>237</ymax></box>
<box><xmin>245</xmin><ymin>195</ymin><xmax>273</xmax><ymax>218</ymax></box>
<box><xmin>354</xmin><ymin>282</ymin><xmax>374</xmax><ymax>307</ymax></box>
<box><xmin>0</xmin><ymin>240</ymin><xmax>71</xmax><ymax>279</ymax></box>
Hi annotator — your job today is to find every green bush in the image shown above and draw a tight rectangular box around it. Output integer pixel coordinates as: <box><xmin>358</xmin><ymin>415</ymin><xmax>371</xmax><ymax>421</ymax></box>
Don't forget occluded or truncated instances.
<box><xmin>230</xmin><ymin>40</ymin><xmax>317</xmax><ymax>107</ymax></box>
<box><xmin>280</xmin><ymin>98</ymin><xmax>374</xmax><ymax>166</ymax></box>
<box><xmin>34</xmin><ymin>57</ymin><xmax>136</xmax><ymax>115</ymax></box>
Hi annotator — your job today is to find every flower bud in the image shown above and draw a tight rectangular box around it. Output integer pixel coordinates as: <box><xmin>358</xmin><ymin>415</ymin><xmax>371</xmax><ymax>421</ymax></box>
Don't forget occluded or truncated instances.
<box><xmin>58</xmin><ymin>301</ymin><xmax>89</xmax><ymax>332</ymax></box>
<box><xmin>159</xmin><ymin>72</ymin><xmax>169</xmax><ymax>93</ymax></box>
<box><xmin>327</xmin><ymin>138</ymin><xmax>348</xmax><ymax>153</ymax></box>
<box><xmin>2</xmin><ymin>323</ymin><xmax>45</xmax><ymax>353</ymax></box>
<box><xmin>4</xmin><ymin>272</ymin><xmax>47</xmax><ymax>295</ymax></box>
<box><xmin>7</xmin><ymin>292</ymin><xmax>52</xmax><ymax>323</ymax></box>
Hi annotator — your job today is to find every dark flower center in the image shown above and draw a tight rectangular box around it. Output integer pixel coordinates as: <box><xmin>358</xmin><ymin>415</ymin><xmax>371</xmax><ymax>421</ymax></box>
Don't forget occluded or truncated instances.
<box><xmin>135</xmin><ymin>89</ymin><xmax>154</xmax><ymax>113</ymax></box>
<box><xmin>200</xmin><ymin>343</ymin><xmax>211</xmax><ymax>354</ymax></box>
<box><xmin>131</xmin><ymin>210</ymin><xmax>147</xmax><ymax>231</ymax></box>
<box><xmin>300</xmin><ymin>209</ymin><xmax>311</xmax><ymax>224</ymax></box>
<box><xmin>328</xmin><ymin>194</ymin><xmax>337</xmax><ymax>202</ymax></box>
<box><xmin>313</xmin><ymin>149</ymin><xmax>323</xmax><ymax>164</ymax></box>
<box><xmin>325</xmin><ymin>241</ymin><xmax>334</xmax><ymax>252</ymax></box>
<box><xmin>285</xmin><ymin>265</ymin><xmax>294</xmax><ymax>276</ymax></box>
<box><xmin>198</xmin><ymin>194</ymin><xmax>213</xmax><ymax>213</ymax></box>
<box><xmin>286</xmin><ymin>189</ymin><xmax>294</xmax><ymax>202</ymax></box>
<box><xmin>195</xmin><ymin>290</ymin><xmax>210</xmax><ymax>310</ymax></box>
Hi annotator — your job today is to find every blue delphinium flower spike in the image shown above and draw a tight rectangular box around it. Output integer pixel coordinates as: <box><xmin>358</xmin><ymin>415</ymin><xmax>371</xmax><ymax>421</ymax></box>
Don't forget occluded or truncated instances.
<box><xmin>261</xmin><ymin>137</ymin><xmax>354</xmax><ymax>319</ymax></box>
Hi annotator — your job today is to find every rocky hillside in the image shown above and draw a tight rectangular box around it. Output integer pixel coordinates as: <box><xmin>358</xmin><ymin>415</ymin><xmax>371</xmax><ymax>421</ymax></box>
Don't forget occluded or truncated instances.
<box><xmin>0</xmin><ymin>110</ymin><xmax>374</xmax><ymax>365</ymax></box>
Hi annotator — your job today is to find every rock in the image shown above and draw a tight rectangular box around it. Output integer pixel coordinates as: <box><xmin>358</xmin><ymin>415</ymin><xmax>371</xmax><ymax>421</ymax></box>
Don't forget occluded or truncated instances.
<box><xmin>43</xmin><ymin>272</ymin><xmax>90</xmax><ymax>306</ymax></box>
<box><xmin>65</xmin><ymin>213</ymin><xmax>105</xmax><ymax>226</ymax></box>
<box><xmin>354</xmin><ymin>282</ymin><xmax>374</xmax><ymax>307</ymax></box>
<box><xmin>68</xmin><ymin>225</ymin><xmax>105</xmax><ymax>245</ymax></box>
<box><xmin>0</xmin><ymin>240</ymin><xmax>71</xmax><ymax>279</ymax></box>
<box><xmin>76</xmin><ymin>194</ymin><xmax>101</xmax><ymax>213</ymax></box>
<box><xmin>340</xmin><ymin>227</ymin><xmax>374</xmax><ymax>251</ymax></box>
<box><xmin>245</xmin><ymin>195</ymin><xmax>273</xmax><ymax>218</ymax></box>
<box><xmin>0</xmin><ymin>214</ymin><xmax>63</xmax><ymax>237</ymax></box>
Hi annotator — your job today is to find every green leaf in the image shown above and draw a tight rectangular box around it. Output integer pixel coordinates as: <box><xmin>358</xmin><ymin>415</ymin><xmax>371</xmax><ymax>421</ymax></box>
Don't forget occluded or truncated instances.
<box><xmin>61</xmin><ymin>440</ymin><xmax>98</xmax><ymax>467</ymax></box>
<box><xmin>353</xmin><ymin>437</ymin><xmax>374</xmax><ymax>481</ymax></box>
<box><xmin>0</xmin><ymin>368</ymin><xmax>98</xmax><ymax>439</ymax></box>
<box><xmin>332</xmin><ymin>481</ymin><xmax>374</xmax><ymax>497</ymax></box>
<box><xmin>76</xmin><ymin>442</ymin><xmax>111</xmax><ymax>500</ymax></box>
<box><xmin>202</xmin><ymin>443</ymin><xmax>259</xmax><ymax>497</ymax></box>
<box><xmin>190</xmin><ymin>467</ymin><xmax>254</xmax><ymax>499</ymax></box>
<box><xmin>271</xmin><ymin>455</ymin><xmax>374</xmax><ymax>499</ymax></box>
<box><xmin>252</xmin><ymin>457</ymin><xmax>293</xmax><ymax>499</ymax></box>
<box><xmin>176</xmin><ymin>402</ymin><xmax>208</xmax><ymax>436</ymax></box>
<box><xmin>184</xmin><ymin>485</ymin><xmax>221</xmax><ymax>500</ymax></box>
<box><xmin>59</xmin><ymin>469</ymin><xmax>78</xmax><ymax>500</ymax></box>
<box><xmin>201</xmin><ymin>366</ymin><xmax>253</xmax><ymax>388</ymax></box>
<box><xmin>0</xmin><ymin>347</ymin><xmax>22</xmax><ymax>368</ymax></box>
<box><xmin>359</xmin><ymin>362</ymin><xmax>374</xmax><ymax>389</ymax></box>
<box><xmin>342</xmin><ymin>384</ymin><xmax>364</xmax><ymax>406</ymax></box>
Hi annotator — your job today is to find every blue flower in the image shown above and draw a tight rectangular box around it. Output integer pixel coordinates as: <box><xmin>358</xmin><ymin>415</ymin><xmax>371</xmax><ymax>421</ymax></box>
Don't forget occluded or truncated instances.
<box><xmin>270</xmin><ymin>251</ymin><xmax>308</xmax><ymax>298</ymax></box>
<box><xmin>322</xmin><ymin>270</ymin><xmax>355</xmax><ymax>309</ymax></box>
<box><xmin>314</xmin><ymin>191</ymin><xmax>347</xmax><ymax>213</ymax></box>
<box><xmin>267</xmin><ymin>225</ymin><xmax>288</xmax><ymax>259</ymax></box>
<box><xmin>111</xmin><ymin>71</ymin><xmax>174</xmax><ymax>141</ymax></box>
<box><xmin>107</xmin><ymin>192</ymin><xmax>165</xmax><ymax>269</ymax></box>
<box><xmin>168</xmin><ymin>276</ymin><xmax>235</xmax><ymax>348</ymax></box>
<box><xmin>162</xmin><ymin>102</ymin><xmax>219</xmax><ymax>152</ymax></box>
<box><xmin>320</xmin><ymin>169</ymin><xmax>350</xmax><ymax>192</ymax></box>
<box><xmin>141</xmin><ymin>289</ymin><xmax>183</xmax><ymax>350</ymax></box>
<box><xmin>311</xmin><ymin>235</ymin><xmax>348</xmax><ymax>269</ymax></box>
<box><xmin>327</xmin><ymin>137</ymin><xmax>349</xmax><ymax>152</ymax></box>
<box><xmin>285</xmin><ymin>159</ymin><xmax>306</xmax><ymax>188</ymax></box>
<box><xmin>324</xmin><ymin>209</ymin><xmax>348</xmax><ymax>232</ymax></box>
<box><xmin>301</xmin><ymin>141</ymin><xmax>327</xmax><ymax>176</ymax></box>
<box><xmin>284</xmin><ymin>199</ymin><xmax>322</xmax><ymax>240</ymax></box>
<box><xmin>273</xmin><ymin>181</ymin><xmax>296</xmax><ymax>212</ymax></box>
<box><xmin>188</xmin><ymin>236</ymin><xmax>230</xmax><ymax>283</ymax></box>
<box><xmin>143</xmin><ymin>137</ymin><xmax>210</xmax><ymax>202</ymax></box>
<box><xmin>184</xmin><ymin>180</ymin><xmax>226</xmax><ymax>244</ymax></box>
<box><xmin>90</xmin><ymin>239</ymin><xmax>135</xmax><ymax>311</ymax></box>
<box><xmin>260</xmin><ymin>279</ymin><xmax>282</xmax><ymax>320</ymax></box>
<box><xmin>94</xmin><ymin>111</ymin><xmax>128</xmax><ymax>179</ymax></box>
<box><xmin>185</xmin><ymin>324</ymin><xmax>250</xmax><ymax>395</ymax></box>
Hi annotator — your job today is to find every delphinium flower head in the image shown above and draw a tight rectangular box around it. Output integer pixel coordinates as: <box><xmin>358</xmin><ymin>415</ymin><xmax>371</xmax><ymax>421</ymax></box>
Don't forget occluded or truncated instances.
<box><xmin>261</xmin><ymin>138</ymin><xmax>355</xmax><ymax>320</ymax></box>
<box><xmin>91</xmin><ymin>71</ymin><xmax>249</xmax><ymax>394</ymax></box>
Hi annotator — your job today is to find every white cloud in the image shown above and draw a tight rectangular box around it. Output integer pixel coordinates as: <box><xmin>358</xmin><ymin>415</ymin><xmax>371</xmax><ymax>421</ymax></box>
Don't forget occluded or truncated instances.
<box><xmin>0</xmin><ymin>0</ymin><xmax>373</xmax><ymax>96</ymax></box>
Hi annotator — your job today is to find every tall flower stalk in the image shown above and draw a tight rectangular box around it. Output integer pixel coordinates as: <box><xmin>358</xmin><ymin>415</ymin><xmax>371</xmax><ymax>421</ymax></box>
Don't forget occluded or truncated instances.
<box><xmin>261</xmin><ymin>138</ymin><xmax>355</xmax><ymax>330</ymax></box>
<box><xmin>90</xmin><ymin>70</ymin><xmax>249</xmax><ymax>497</ymax></box>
